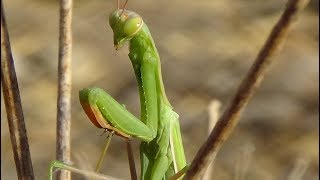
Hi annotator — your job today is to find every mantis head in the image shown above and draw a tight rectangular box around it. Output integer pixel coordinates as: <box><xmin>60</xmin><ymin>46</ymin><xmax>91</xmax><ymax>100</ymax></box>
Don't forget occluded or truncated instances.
<box><xmin>109</xmin><ymin>9</ymin><xmax>144</xmax><ymax>50</ymax></box>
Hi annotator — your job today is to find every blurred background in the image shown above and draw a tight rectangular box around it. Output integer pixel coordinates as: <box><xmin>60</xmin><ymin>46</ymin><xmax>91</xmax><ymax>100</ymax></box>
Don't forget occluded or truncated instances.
<box><xmin>1</xmin><ymin>0</ymin><xmax>318</xmax><ymax>179</ymax></box>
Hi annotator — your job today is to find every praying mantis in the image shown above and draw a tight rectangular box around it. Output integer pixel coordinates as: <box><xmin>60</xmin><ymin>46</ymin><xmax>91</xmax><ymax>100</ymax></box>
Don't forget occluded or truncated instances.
<box><xmin>49</xmin><ymin>1</ymin><xmax>188</xmax><ymax>179</ymax></box>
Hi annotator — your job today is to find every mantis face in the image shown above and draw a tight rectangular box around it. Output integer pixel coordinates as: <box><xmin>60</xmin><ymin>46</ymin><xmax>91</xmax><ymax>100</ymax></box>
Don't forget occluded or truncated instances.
<box><xmin>109</xmin><ymin>9</ymin><xmax>144</xmax><ymax>50</ymax></box>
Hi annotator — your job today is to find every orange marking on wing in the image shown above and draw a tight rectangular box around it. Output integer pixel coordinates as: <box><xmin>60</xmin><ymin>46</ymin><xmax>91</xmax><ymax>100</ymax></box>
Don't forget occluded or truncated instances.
<box><xmin>80</xmin><ymin>102</ymin><xmax>103</xmax><ymax>128</ymax></box>
<box><xmin>80</xmin><ymin>102</ymin><xmax>130</xmax><ymax>139</ymax></box>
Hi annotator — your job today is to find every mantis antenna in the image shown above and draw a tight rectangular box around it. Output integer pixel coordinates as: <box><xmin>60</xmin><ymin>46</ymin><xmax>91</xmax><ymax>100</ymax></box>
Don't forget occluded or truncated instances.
<box><xmin>116</xmin><ymin>0</ymin><xmax>128</xmax><ymax>10</ymax></box>
<box><xmin>120</xmin><ymin>0</ymin><xmax>128</xmax><ymax>16</ymax></box>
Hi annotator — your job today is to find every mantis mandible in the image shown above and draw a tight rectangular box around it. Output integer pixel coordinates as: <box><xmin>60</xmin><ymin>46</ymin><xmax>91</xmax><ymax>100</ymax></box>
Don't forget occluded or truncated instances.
<box><xmin>50</xmin><ymin>1</ymin><xmax>187</xmax><ymax>179</ymax></box>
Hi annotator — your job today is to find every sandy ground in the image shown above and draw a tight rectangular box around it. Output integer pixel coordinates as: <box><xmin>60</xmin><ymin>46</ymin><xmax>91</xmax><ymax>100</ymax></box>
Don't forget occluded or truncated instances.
<box><xmin>1</xmin><ymin>0</ymin><xmax>319</xmax><ymax>179</ymax></box>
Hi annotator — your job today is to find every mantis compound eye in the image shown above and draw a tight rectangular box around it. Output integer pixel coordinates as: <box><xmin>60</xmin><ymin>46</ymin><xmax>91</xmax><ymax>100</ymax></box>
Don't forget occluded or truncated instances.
<box><xmin>123</xmin><ymin>16</ymin><xmax>143</xmax><ymax>37</ymax></box>
<box><xmin>109</xmin><ymin>11</ymin><xmax>116</xmax><ymax>27</ymax></box>
<box><xmin>109</xmin><ymin>9</ymin><xmax>143</xmax><ymax>50</ymax></box>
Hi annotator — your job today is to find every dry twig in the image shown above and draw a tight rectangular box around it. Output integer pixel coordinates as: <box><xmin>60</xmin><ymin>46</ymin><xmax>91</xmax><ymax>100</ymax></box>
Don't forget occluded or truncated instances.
<box><xmin>184</xmin><ymin>0</ymin><xmax>310</xmax><ymax>179</ymax></box>
<box><xmin>56</xmin><ymin>0</ymin><xmax>73</xmax><ymax>179</ymax></box>
<box><xmin>1</xmin><ymin>2</ymin><xmax>35</xmax><ymax>180</ymax></box>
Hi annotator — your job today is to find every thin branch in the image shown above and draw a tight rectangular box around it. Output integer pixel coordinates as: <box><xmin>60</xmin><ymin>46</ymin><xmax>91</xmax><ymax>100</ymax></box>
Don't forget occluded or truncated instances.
<box><xmin>56</xmin><ymin>0</ymin><xmax>73</xmax><ymax>180</ymax></box>
<box><xmin>184</xmin><ymin>0</ymin><xmax>310</xmax><ymax>179</ymax></box>
<box><xmin>1</xmin><ymin>2</ymin><xmax>35</xmax><ymax>180</ymax></box>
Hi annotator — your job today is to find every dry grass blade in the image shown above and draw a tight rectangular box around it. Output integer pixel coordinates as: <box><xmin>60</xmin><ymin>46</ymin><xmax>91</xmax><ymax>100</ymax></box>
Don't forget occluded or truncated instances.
<box><xmin>287</xmin><ymin>156</ymin><xmax>310</xmax><ymax>180</ymax></box>
<box><xmin>184</xmin><ymin>0</ymin><xmax>310</xmax><ymax>179</ymax></box>
<box><xmin>202</xmin><ymin>100</ymin><xmax>221</xmax><ymax>180</ymax></box>
<box><xmin>1</xmin><ymin>2</ymin><xmax>35</xmax><ymax>180</ymax></box>
<box><xmin>56</xmin><ymin>0</ymin><xmax>73</xmax><ymax>179</ymax></box>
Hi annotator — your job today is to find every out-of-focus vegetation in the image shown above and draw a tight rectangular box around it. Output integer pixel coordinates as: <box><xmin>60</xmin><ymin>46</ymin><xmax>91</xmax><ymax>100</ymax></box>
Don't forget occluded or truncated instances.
<box><xmin>1</xmin><ymin>0</ymin><xmax>318</xmax><ymax>179</ymax></box>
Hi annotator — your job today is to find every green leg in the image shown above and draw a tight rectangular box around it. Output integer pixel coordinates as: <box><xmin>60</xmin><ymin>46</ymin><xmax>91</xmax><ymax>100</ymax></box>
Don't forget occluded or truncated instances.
<box><xmin>140</xmin><ymin>144</ymin><xmax>150</xmax><ymax>180</ymax></box>
<box><xmin>168</xmin><ymin>164</ymin><xmax>189</xmax><ymax>180</ymax></box>
<box><xmin>150</xmin><ymin>156</ymin><xmax>170</xmax><ymax>180</ymax></box>
<box><xmin>95</xmin><ymin>131</ymin><xmax>114</xmax><ymax>172</ymax></box>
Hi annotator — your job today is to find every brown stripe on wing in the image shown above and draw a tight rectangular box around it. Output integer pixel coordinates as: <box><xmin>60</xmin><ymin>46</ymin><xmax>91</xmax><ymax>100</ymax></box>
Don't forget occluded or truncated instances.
<box><xmin>80</xmin><ymin>101</ymin><xmax>131</xmax><ymax>139</ymax></box>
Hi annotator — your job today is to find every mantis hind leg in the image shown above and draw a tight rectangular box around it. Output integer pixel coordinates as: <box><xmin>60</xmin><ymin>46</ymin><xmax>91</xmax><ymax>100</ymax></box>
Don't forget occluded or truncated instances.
<box><xmin>168</xmin><ymin>164</ymin><xmax>190</xmax><ymax>180</ymax></box>
<box><xmin>139</xmin><ymin>150</ymin><xmax>170</xmax><ymax>180</ymax></box>
<box><xmin>140</xmin><ymin>115</ymin><xmax>172</xmax><ymax>180</ymax></box>
<box><xmin>150</xmin><ymin>156</ymin><xmax>171</xmax><ymax>180</ymax></box>
<box><xmin>140</xmin><ymin>143</ymin><xmax>150</xmax><ymax>180</ymax></box>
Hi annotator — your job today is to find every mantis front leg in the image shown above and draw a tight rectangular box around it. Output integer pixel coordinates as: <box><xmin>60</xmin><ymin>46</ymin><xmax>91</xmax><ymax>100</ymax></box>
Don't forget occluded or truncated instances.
<box><xmin>79</xmin><ymin>87</ymin><xmax>185</xmax><ymax>180</ymax></box>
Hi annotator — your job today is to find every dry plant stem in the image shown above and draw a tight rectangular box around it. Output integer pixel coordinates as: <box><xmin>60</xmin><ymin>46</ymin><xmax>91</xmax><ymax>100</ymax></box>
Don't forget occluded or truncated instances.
<box><xmin>184</xmin><ymin>0</ymin><xmax>310</xmax><ymax>179</ymax></box>
<box><xmin>56</xmin><ymin>0</ymin><xmax>73</xmax><ymax>179</ymax></box>
<box><xmin>58</xmin><ymin>166</ymin><xmax>114</xmax><ymax>180</ymax></box>
<box><xmin>1</xmin><ymin>2</ymin><xmax>35</xmax><ymax>180</ymax></box>
<box><xmin>126</xmin><ymin>139</ymin><xmax>137</xmax><ymax>180</ymax></box>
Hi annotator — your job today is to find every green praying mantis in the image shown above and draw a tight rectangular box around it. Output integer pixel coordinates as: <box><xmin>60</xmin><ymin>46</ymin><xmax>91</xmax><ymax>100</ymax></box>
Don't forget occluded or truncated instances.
<box><xmin>49</xmin><ymin>1</ymin><xmax>188</xmax><ymax>179</ymax></box>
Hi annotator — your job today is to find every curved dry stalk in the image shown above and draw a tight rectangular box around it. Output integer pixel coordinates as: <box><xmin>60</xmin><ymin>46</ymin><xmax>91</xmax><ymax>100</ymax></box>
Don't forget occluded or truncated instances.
<box><xmin>56</xmin><ymin>0</ymin><xmax>73</xmax><ymax>179</ymax></box>
<box><xmin>1</xmin><ymin>2</ymin><xmax>35</xmax><ymax>180</ymax></box>
<box><xmin>184</xmin><ymin>0</ymin><xmax>310</xmax><ymax>179</ymax></box>
<box><xmin>50</xmin><ymin>160</ymin><xmax>122</xmax><ymax>180</ymax></box>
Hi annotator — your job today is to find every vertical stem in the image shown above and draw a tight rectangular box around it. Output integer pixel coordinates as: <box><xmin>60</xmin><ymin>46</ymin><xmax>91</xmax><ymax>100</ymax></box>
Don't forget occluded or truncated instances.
<box><xmin>56</xmin><ymin>0</ymin><xmax>73</xmax><ymax>179</ymax></box>
<box><xmin>1</xmin><ymin>2</ymin><xmax>35</xmax><ymax>180</ymax></box>
<box><xmin>126</xmin><ymin>139</ymin><xmax>137</xmax><ymax>180</ymax></box>
<box><xmin>184</xmin><ymin>0</ymin><xmax>310</xmax><ymax>179</ymax></box>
